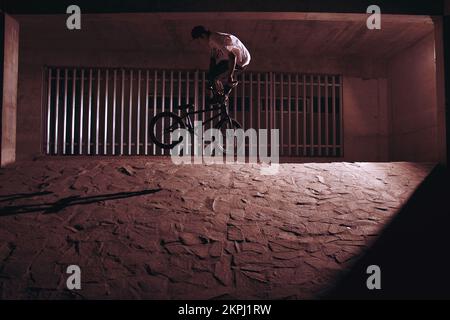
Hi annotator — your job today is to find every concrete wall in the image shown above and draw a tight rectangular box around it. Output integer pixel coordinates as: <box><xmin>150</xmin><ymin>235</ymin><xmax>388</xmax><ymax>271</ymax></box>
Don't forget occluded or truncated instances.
<box><xmin>388</xmin><ymin>32</ymin><xmax>440</xmax><ymax>162</ymax></box>
<box><xmin>1</xmin><ymin>14</ymin><xmax>19</xmax><ymax>167</ymax></box>
<box><xmin>433</xmin><ymin>17</ymin><xmax>447</xmax><ymax>165</ymax></box>
<box><xmin>344</xmin><ymin>78</ymin><xmax>389</xmax><ymax>161</ymax></box>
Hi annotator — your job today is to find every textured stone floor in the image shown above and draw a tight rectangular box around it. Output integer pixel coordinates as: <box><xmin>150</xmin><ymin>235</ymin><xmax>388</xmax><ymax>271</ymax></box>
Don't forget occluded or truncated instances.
<box><xmin>0</xmin><ymin>157</ymin><xmax>433</xmax><ymax>299</ymax></box>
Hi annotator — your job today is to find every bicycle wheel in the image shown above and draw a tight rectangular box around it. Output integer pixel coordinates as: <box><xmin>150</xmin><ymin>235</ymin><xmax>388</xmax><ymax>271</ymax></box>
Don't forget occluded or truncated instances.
<box><xmin>149</xmin><ymin>112</ymin><xmax>186</xmax><ymax>149</ymax></box>
<box><xmin>215</xmin><ymin>118</ymin><xmax>242</xmax><ymax>154</ymax></box>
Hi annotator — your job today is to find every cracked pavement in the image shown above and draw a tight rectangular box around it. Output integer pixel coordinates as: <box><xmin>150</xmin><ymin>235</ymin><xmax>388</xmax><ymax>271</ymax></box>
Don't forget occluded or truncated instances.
<box><xmin>0</xmin><ymin>157</ymin><xmax>433</xmax><ymax>299</ymax></box>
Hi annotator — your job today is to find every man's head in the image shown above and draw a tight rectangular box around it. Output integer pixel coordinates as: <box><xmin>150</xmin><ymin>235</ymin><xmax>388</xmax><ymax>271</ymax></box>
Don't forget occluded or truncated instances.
<box><xmin>191</xmin><ymin>25</ymin><xmax>209</xmax><ymax>40</ymax></box>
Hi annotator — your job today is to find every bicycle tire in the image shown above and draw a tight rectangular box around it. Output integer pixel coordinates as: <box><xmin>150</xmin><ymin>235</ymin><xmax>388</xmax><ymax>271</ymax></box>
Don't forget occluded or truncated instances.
<box><xmin>149</xmin><ymin>112</ymin><xmax>186</xmax><ymax>149</ymax></box>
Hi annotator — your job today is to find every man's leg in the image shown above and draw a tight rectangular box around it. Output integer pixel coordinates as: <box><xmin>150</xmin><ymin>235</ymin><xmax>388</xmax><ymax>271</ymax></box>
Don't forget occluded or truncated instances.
<box><xmin>208</xmin><ymin>60</ymin><xmax>229</xmax><ymax>83</ymax></box>
<box><xmin>206</xmin><ymin>61</ymin><xmax>229</xmax><ymax>104</ymax></box>
<box><xmin>223</xmin><ymin>65</ymin><xmax>245</xmax><ymax>94</ymax></box>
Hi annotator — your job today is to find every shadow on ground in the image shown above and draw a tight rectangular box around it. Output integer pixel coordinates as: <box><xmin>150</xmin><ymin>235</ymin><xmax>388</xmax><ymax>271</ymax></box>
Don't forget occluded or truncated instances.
<box><xmin>321</xmin><ymin>164</ymin><xmax>450</xmax><ymax>299</ymax></box>
<box><xmin>0</xmin><ymin>189</ymin><xmax>162</xmax><ymax>216</ymax></box>
<box><xmin>0</xmin><ymin>191</ymin><xmax>53</xmax><ymax>203</ymax></box>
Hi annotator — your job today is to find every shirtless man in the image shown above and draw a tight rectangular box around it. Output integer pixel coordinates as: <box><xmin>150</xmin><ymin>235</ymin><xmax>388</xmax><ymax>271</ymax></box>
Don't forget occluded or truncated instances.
<box><xmin>191</xmin><ymin>25</ymin><xmax>251</xmax><ymax>91</ymax></box>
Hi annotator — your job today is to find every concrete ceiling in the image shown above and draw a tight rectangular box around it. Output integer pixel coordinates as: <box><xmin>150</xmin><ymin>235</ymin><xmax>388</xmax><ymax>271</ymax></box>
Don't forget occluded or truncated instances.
<box><xmin>15</xmin><ymin>12</ymin><xmax>434</xmax><ymax>59</ymax></box>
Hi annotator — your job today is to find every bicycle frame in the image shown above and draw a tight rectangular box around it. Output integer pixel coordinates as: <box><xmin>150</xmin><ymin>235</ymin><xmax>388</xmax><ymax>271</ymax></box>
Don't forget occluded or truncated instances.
<box><xmin>180</xmin><ymin>103</ymin><xmax>230</xmax><ymax>132</ymax></box>
<box><xmin>162</xmin><ymin>80</ymin><xmax>236</xmax><ymax>137</ymax></box>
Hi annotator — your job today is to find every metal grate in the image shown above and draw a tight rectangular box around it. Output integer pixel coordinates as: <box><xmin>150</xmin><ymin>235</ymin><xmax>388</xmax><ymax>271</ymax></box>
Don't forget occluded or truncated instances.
<box><xmin>43</xmin><ymin>66</ymin><xmax>343</xmax><ymax>157</ymax></box>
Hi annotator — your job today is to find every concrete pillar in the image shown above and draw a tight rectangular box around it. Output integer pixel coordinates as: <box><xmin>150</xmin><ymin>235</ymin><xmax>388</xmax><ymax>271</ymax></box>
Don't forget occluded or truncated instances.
<box><xmin>433</xmin><ymin>17</ymin><xmax>448</xmax><ymax>165</ymax></box>
<box><xmin>0</xmin><ymin>13</ymin><xmax>19</xmax><ymax>167</ymax></box>
<box><xmin>444</xmin><ymin>3</ymin><xmax>450</xmax><ymax>166</ymax></box>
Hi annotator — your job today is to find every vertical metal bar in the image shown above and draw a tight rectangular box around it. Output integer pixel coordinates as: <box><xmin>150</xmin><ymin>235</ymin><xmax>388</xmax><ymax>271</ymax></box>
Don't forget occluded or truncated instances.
<box><xmin>332</xmin><ymin>76</ymin><xmax>336</xmax><ymax>156</ymax></box>
<box><xmin>288</xmin><ymin>74</ymin><xmax>291</xmax><ymax>156</ymax></box>
<box><xmin>280</xmin><ymin>74</ymin><xmax>284</xmax><ymax>156</ymax></box>
<box><xmin>194</xmin><ymin>70</ymin><xmax>198</xmax><ymax>122</ymax></box>
<box><xmin>194</xmin><ymin>70</ymin><xmax>199</xmax><ymax>159</ymax></box>
<box><xmin>257</xmin><ymin>73</ymin><xmax>261</xmax><ymax>130</ymax></box>
<box><xmin>120</xmin><ymin>69</ymin><xmax>125</xmax><ymax>155</ymax></box>
<box><xmin>295</xmin><ymin>74</ymin><xmax>299</xmax><ymax>156</ymax></box>
<box><xmin>185</xmin><ymin>71</ymin><xmax>189</xmax><ymax>155</ymax></box>
<box><xmin>128</xmin><ymin>69</ymin><xmax>133</xmax><ymax>155</ymax></box>
<box><xmin>265</xmin><ymin>73</ymin><xmax>268</xmax><ymax>130</ymax></box>
<box><xmin>270</xmin><ymin>72</ymin><xmax>274</xmax><ymax>151</ymax></box>
<box><xmin>63</xmin><ymin>69</ymin><xmax>68</xmax><ymax>155</ymax></box>
<box><xmin>170</xmin><ymin>71</ymin><xmax>174</xmax><ymax>146</ymax></box>
<box><xmin>136</xmin><ymin>70</ymin><xmax>141</xmax><ymax>155</ymax></box>
<box><xmin>339</xmin><ymin>76</ymin><xmax>343</xmax><ymax>157</ymax></box>
<box><xmin>234</xmin><ymin>77</ymin><xmax>237</xmax><ymax>119</ymax></box>
<box><xmin>145</xmin><ymin>70</ymin><xmax>149</xmax><ymax>155</ymax></box>
<box><xmin>302</xmin><ymin>74</ymin><xmax>306</xmax><ymax>156</ymax></box>
<box><xmin>310</xmin><ymin>74</ymin><xmax>314</xmax><ymax>156</ymax></box>
<box><xmin>79</xmin><ymin>69</ymin><xmax>85</xmax><ymax>155</ymax></box>
<box><xmin>87</xmin><ymin>69</ymin><xmax>93</xmax><ymax>155</ymax></box>
<box><xmin>96</xmin><ymin>69</ymin><xmax>101</xmax><ymax>155</ymax></box>
<box><xmin>170</xmin><ymin>71</ymin><xmax>174</xmax><ymax>114</ymax></box>
<box><xmin>46</xmin><ymin>68</ymin><xmax>52</xmax><ymax>154</ymax></box>
<box><xmin>54</xmin><ymin>69</ymin><xmax>60</xmax><ymax>154</ymax></box>
<box><xmin>269</xmin><ymin>72</ymin><xmax>273</xmax><ymax>132</ymax></box>
<box><xmin>161</xmin><ymin>70</ymin><xmax>166</xmax><ymax>155</ymax></box>
<box><xmin>112</xmin><ymin>70</ymin><xmax>117</xmax><ymax>155</ymax></box>
<box><xmin>241</xmin><ymin>72</ymin><xmax>245</xmax><ymax>128</ymax></box>
<box><xmin>318</xmin><ymin>75</ymin><xmax>322</xmax><ymax>156</ymax></box>
<box><xmin>202</xmin><ymin>72</ymin><xmax>208</xmax><ymax>129</ymax></box>
<box><xmin>269</xmin><ymin>73</ymin><xmax>273</xmax><ymax>131</ymax></box>
<box><xmin>186</xmin><ymin>71</ymin><xmax>190</xmax><ymax>104</ymax></box>
<box><xmin>325</xmin><ymin>76</ymin><xmax>329</xmax><ymax>156</ymax></box>
<box><xmin>153</xmin><ymin>70</ymin><xmax>158</xmax><ymax>155</ymax></box>
<box><xmin>203</xmin><ymin>72</ymin><xmax>208</xmax><ymax>129</ymax></box>
<box><xmin>178</xmin><ymin>71</ymin><xmax>182</xmax><ymax>117</ymax></box>
<box><xmin>250</xmin><ymin>73</ymin><xmax>253</xmax><ymax>129</ymax></box>
<box><xmin>71</xmin><ymin>69</ymin><xmax>76</xmax><ymax>155</ymax></box>
<box><xmin>272</xmin><ymin>73</ymin><xmax>276</xmax><ymax>133</ymax></box>
<box><xmin>104</xmin><ymin>69</ymin><xmax>109</xmax><ymax>155</ymax></box>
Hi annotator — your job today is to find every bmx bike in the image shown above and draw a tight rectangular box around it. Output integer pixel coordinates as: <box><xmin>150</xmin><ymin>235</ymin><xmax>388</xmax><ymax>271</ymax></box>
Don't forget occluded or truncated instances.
<box><xmin>149</xmin><ymin>79</ymin><xmax>242</xmax><ymax>151</ymax></box>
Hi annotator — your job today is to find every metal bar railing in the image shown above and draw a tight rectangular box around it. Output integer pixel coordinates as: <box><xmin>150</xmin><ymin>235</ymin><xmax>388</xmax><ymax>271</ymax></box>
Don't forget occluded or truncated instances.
<box><xmin>43</xmin><ymin>66</ymin><xmax>343</xmax><ymax>157</ymax></box>
<box><xmin>120</xmin><ymin>69</ymin><xmax>125</xmax><ymax>155</ymax></box>
<box><xmin>332</xmin><ymin>75</ymin><xmax>337</xmax><ymax>156</ymax></box>
<box><xmin>112</xmin><ymin>70</ymin><xmax>117</xmax><ymax>155</ymax></box>
<box><xmin>144</xmin><ymin>70</ymin><xmax>149</xmax><ymax>155</ymax></box>
<box><xmin>325</xmin><ymin>75</ymin><xmax>329</xmax><ymax>156</ymax></box>
<box><xmin>79</xmin><ymin>69</ymin><xmax>85</xmax><ymax>155</ymax></box>
<box><xmin>63</xmin><ymin>69</ymin><xmax>68</xmax><ymax>155</ymax></box>
<box><xmin>128</xmin><ymin>70</ymin><xmax>133</xmax><ymax>155</ymax></box>
<box><xmin>95</xmin><ymin>69</ymin><xmax>101</xmax><ymax>155</ymax></box>
<box><xmin>104</xmin><ymin>69</ymin><xmax>109</xmax><ymax>155</ymax></box>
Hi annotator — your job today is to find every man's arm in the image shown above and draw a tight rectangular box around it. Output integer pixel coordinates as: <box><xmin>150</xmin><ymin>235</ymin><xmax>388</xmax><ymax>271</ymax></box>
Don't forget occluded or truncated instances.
<box><xmin>227</xmin><ymin>51</ymin><xmax>237</xmax><ymax>82</ymax></box>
